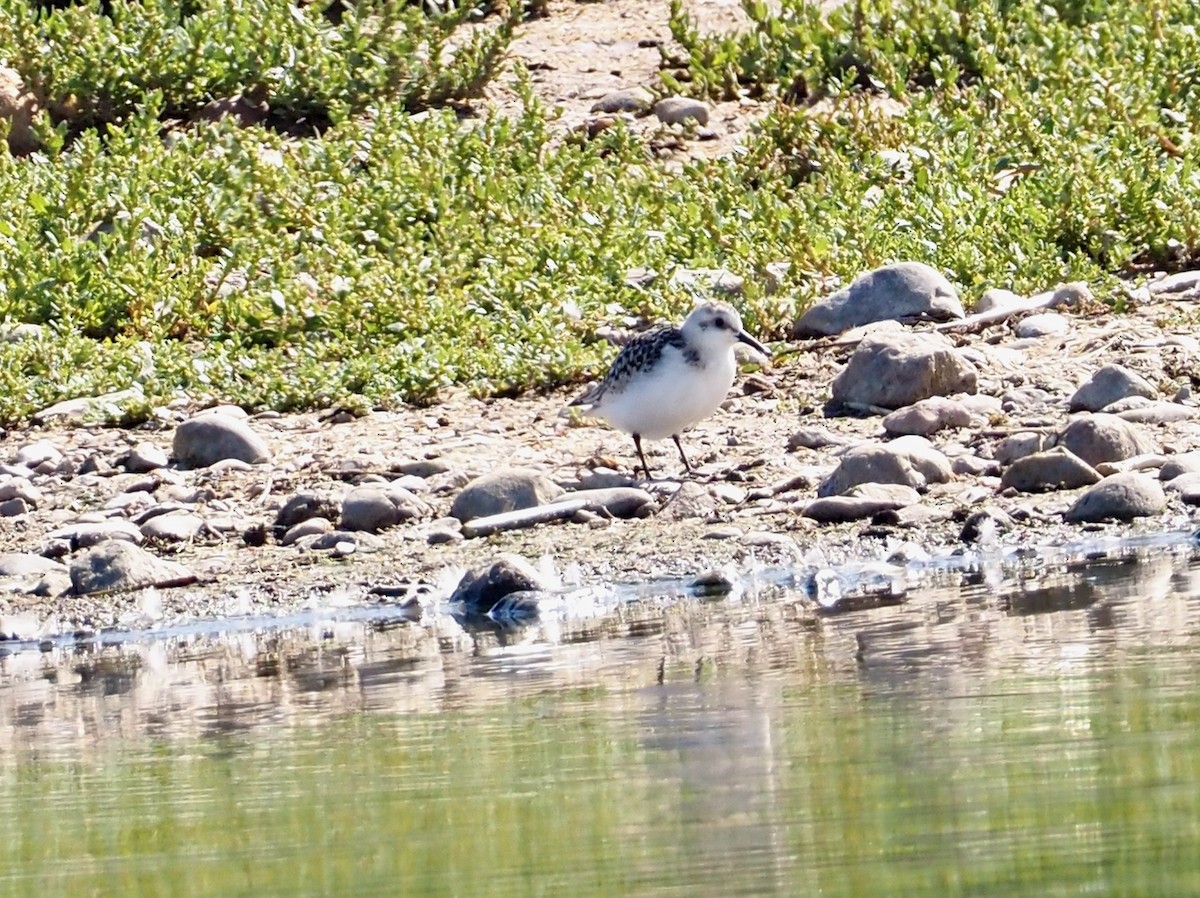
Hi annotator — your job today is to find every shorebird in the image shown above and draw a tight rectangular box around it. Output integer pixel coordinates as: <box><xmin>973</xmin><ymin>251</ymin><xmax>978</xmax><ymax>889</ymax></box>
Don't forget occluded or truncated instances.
<box><xmin>568</xmin><ymin>301</ymin><xmax>770</xmax><ymax>477</ymax></box>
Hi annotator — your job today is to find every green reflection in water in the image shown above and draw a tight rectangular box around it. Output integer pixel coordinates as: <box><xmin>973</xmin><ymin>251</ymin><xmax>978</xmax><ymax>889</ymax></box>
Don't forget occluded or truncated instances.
<box><xmin>2</xmin><ymin>652</ymin><xmax>1200</xmax><ymax>898</ymax></box>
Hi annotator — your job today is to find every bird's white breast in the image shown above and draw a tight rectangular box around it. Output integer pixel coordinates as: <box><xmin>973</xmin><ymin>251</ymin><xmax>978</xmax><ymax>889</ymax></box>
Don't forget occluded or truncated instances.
<box><xmin>593</xmin><ymin>345</ymin><xmax>737</xmax><ymax>440</ymax></box>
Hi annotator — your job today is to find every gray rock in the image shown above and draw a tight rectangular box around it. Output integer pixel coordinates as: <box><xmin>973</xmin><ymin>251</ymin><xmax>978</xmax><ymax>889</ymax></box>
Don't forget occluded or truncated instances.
<box><xmin>803</xmin><ymin>484</ymin><xmax>921</xmax><ymax>523</ymax></box>
<box><xmin>669</xmin><ymin>267</ymin><xmax>744</xmax><ymax>296</ymax></box>
<box><xmin>974</xmin><ymin>288</ymin><xmax>1026</xmax><ymax>314</ymax></box>
<box><xmin>818</xmin><ymin>438</ymin><xmax>952</xmax><ymax>496</ymax></box>
<box><xmin>1161</xmin><ymin>452</ymin><xmax>1200</xmax><ymax>481</ymax></box>
<box><xmin>69</xmin><ymin>540</ymin><xmax>197</xmax><ymax>595</ymax></box>
<box><xmin>1013</xmin><ymin>312</ymin><xmax>1069</xmax><ymax>338</ymax></box>
<box><xmin>281</xmin><ymin>517</ymin><xmax>334</xmax><ymax>546</ymax></box>
<box><xmin>658</xmin><ymin>481</ymin><xmax>719</xmax><ymax>521</ymax></box>
<box><xmin>1163</xmin><ymin>472</ymin><xmax>1200</xmax><ymax>504</ymax></box>
<box><xmin>589</xmin><ymin>87</ymin><xmax>653</xmax><ymax>115</ymax></box>
<box><xmin>1068</xmin><ymin>364</ymin><xmax>1157</xmax><ymax>412</ymax></box>
<box><xmin>450</xmin><ymin>468</ymin><xmax>564</xmax><ymax>523</ymax></box>
<box><xmin>882</xmin><ymin>397</ymin><xmax>973</xmax><ymax>436</ymax></box>
<box><xmin>139</xmin><ymin>512</ymin><xmax>204</xmax><ymax>542</ymax></box>
<box><xmin>794</xmin><ymin>262</ymin><xmax>964</xmax><ymax>337</ymax></box>
<box><xmin>999</xmin><ymin>447</ymin><xmax>1101</xmax><ymax>493</ymax></box>
<box><xmin>449</xmin><ymin>555</ymin><xmax>548</xmax><ymax>614</ymax></box>
<box><xmin>830</xmin><ymin>326</ymin><xmax>977</xmax><ymax>410</ymax></box>
<box><xmin>992</xmin><ymin>431</ymin><xmax>1052</xmax><ymax>466</ymax></box>
<box><xmin>787</xmin><ymin>427</ymin><xmax>855</xmax><ymax>451</ymax></box>
<box><xmin>173</xmin><ymin>412</ymin><xmax>270</xmax><ymax>468</ymax></box>
<box><xmin>124</xmin><ymin>441</ymin><xmax>169</xmax><ymax>473</ymax></box>
<box><xmin>1149</xmin><ymin>269</ymin><xmax>1200</xmax><ymax>296</ymax></box>
<box><xmin>951</xmin><ymin>454</ymin><xmax>998</xmax><ymax>477</ymax></box>
<box><xmin>0</xmin><ymin>478</ymin><xmax>42</xmax><ymax>507</ymax></box>
<box><xmin>32</xmin><ymin>387</ymin><xmax>144</xmax><ymax>424</ymax></box>
<box><xmin>576</xmin><ymin>468</ymin><xmax>640</xmax><ymax>490</ymax></box>
<box><xmin>0</xmin><ymin>553</ymin><xmax>67</xmax><ymax>577</ymax></box>
<box><xmin>1112</xmin><ymin>401</ymin><xmax>1195</xmax><ymax>424</ymax></box>
<box><xmin>15</xmin><ymin>439</ymin><xmax>63</xmax><ymax>469</ymax></box>
<box><xmin>1052</xmin><ymin>281</ymin><xmax>1092</xmax><ymax>307</ymax></box>
<box><xmin>340</xmin><ymin>486</ymin><xmax>428</xmax><ymax>533</ymax></box>
<box><xmin>563</xmin><ymin>487</ymin><xmax>654</xmax><ymax>518</ymax></box>
<box><xmin>0</xmin><ymin>498</ymin><xmax>28</xmax><ymax>517</ymax></box>
<box><xmin>1064</xmin><ymin>473</ymin><xmax>1166</xmax><ymax>523</ymax></box>
<box><xmin>0</xmin><ymin>322</ymin><xmax>44</xmax><ymax>342</ymax></box>
<box><xmin>302</xmin><ymin>530</ymin><xmax>385</xmax><ymax>552</ymax></box>
<box><xmin>461</xmin><ymin>499</ymin><xmax>587</xmax><ymax>538</ymax></box>
<box><xmin>653</xmin><ymin>96</ymin><xmax>710</xmax><ymax>126</ymax></box>
<box><xmin>1057</xmin><ymin>414</ymin><xmax>1157</xmax><ymax>468</ymax></box>
<box><xmin>47</xmin><ymin>519</ymin><xmax>144</xmax><ymax>550</ymax></box>
<box><xmin>392</xmin><ymin>459</ymin><xmax>452</xmax><ymax>478</ymax></box>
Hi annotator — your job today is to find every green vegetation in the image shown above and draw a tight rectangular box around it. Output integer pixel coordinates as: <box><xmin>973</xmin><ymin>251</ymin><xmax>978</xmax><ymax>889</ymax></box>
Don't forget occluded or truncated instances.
<box><xmin>0</xmin><ymin>0</ymin><xmax>1197</xmax><ymax>423</ymax></box>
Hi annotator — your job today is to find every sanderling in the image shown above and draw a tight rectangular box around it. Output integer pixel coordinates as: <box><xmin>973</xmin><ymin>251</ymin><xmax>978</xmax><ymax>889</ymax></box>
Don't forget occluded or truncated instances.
<box><xmin>569</xmin><ymin>301</ymin><xmax>771</xmax><ymax>477</ymax></box>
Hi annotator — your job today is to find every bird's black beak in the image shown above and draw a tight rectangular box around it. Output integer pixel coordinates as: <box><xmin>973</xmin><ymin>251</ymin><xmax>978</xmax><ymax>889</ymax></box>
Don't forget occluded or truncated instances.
<box><xmin>736</xmin><ymin>330</ymin><xmax>771</xmax><ymax>358</ymax></box>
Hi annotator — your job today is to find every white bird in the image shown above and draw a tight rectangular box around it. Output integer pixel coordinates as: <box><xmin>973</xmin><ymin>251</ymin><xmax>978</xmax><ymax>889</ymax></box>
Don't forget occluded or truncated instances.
<box><xmin>568</xmin><ymin>301</ymin><xmax>771</xmax><ymax>477</ymax></box>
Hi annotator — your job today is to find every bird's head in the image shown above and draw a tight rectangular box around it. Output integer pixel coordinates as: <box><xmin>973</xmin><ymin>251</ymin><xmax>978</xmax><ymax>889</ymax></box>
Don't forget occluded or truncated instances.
<box><xmin>681</xmin><ymin>301</ymin><xmax>771</xmax><ymax>359</ymax></box>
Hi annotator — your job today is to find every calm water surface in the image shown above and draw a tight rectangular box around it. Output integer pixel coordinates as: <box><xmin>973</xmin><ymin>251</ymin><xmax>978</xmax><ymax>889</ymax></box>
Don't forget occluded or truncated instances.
<box><xmin>3</xmin><ymin>549</ymin><xmax>1200</xmax><ymax>896</ymax></box>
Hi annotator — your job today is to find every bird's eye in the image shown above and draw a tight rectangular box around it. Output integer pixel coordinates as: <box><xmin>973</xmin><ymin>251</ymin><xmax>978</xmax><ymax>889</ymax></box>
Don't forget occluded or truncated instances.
<box><xmin>713</xmin><ymin>317</ymin><xmax>726</xmax><ymax>329</ymax></box>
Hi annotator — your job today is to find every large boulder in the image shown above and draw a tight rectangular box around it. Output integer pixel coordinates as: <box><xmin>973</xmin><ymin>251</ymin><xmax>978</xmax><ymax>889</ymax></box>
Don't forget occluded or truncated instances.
<box><xmin>794</xmin><ymin>262</ymin><xmax>964</xmax><ymax>337</ymax></box>
<box><xmin>830</xmin><ymin>325</ymin><xmax>977</xmax><ymax>411</ymax></box>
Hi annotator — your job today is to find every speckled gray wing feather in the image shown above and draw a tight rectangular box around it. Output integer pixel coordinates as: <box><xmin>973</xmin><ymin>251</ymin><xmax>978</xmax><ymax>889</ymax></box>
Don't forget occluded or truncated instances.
<box><xmin>570</xmin><ymin>325</ymin><xmax>685</xmax><ymax>407</ymax></box>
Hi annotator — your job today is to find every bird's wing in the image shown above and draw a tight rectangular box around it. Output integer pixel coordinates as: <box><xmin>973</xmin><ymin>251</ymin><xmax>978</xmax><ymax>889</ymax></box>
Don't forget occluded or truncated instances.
<box><xmin>569</xmin><ymin>325</ymin><xmax>682</xmax><ymax>408</ymax></box>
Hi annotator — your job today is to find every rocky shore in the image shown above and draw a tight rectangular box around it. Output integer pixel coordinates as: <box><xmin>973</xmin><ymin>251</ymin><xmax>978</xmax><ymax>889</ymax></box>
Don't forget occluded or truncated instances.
<box><xmin>3</xmin><ymin>262</ymin><xmax>1200</xmax><ymax>641</ymax></box>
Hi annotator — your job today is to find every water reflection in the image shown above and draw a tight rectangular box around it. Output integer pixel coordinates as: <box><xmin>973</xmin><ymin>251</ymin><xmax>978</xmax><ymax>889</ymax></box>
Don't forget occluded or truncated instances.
<box><xmin>2</xmin><ymin>549</ymin><xmax>1200</xmax><ymax>895</ymax></box>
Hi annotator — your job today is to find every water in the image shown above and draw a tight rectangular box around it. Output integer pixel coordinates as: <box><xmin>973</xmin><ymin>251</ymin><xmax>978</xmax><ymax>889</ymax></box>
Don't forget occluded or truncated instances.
<box><xmin>4</xmin><ymin>547</ymin><xmax>1200</xmax><ymax>896</ymax></box>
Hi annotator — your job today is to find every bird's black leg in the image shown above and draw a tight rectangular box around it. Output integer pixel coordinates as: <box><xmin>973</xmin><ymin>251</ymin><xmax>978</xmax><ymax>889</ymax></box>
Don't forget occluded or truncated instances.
<box><xmin>672</xmin><ymin>434</ymin><xmax>693</xmax><ymax>474</ymax></box>
<box><xmin>633</xmin><ymin>434</ymin><xmax>653</xmax><ymax>479</ymax></box>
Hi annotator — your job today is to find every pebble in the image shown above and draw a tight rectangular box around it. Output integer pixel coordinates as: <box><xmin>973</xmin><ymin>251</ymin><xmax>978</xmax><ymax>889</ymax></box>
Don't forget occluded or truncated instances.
<box><xmin>882</xmin><ymin>397</ymin><xmax>974</xmax><ymax>436</ymax></box>
<box><xmin>0</xmin><ymin>497</ymin><xmax>28</xmax><ymax>517</ymax></box>
<box><xmin>449</xmin><ymin>555</ymin><xmax>548</xmax><ymax>615</ymax></box>
<box><xmin>339</xmin><ymin>485</ymin><xmax>428</xmax><ymax>533</ymax></box>
<box><xmin>794</xmin><ymin>262</ymin><xmax>964</xmax><ymax>337</ymax></box>
<box><xmin>1014</xmin><ymin>312</ymin><xmax>1070</xmax><ymax>338</ymax></box>
<box><xmin>803</xmin><ymin>484</ymin><xmax>921</xmax><ymax>523</ymax></box>
<box><xmin>652</xmin><ymin>96</ymin><xmax>710</xmax><ymax>126</ymax></box>
<box><xmin>1057</xmin><ymin>414</ymin><xmax>1157</xmax><ymax>468</ymax></box>
<box><xmin>999</xmin><ymin>447</ymin><xmax>1101</xmax><ymax>493</ymax></box>
<box><xmin>173</xmin><ymin>411</ymin><xmax>271</xmax><ymax>468</ymax></box>
<box><xmin>657</xmin><ymin>481</ymin><xmax>719</xmax><ymax>521</ymax></box>
<box><xmin>1160</xmin><ymin>452</ymin><xmax>1200</xmax><ymax>481</ymax></box>
<box><xmin>450</xmin><ymin>468</ymin><xmax>564</xmax><ymax>523</ymax></box>
<box><xmin>589</xmin><ymin>87</ymin><xmax>653</xmax><ymax>115</ymax></box>
<box><xmin>818</xmin><ymin>438</ymin><xmax>952</xmax><ymax>497</ymax></box>
<box><xmin>1069</xmin><ymin>363</ymin><xmax>1157</xmax><ymax>412</ymax></box>
<box><xmin>139</xmin><ymin>512</ymin><xmax>205</xmax><ymax>542</ymax></box>
<box><xmin>69</xmin><ymin>540</ymin><xmax>197</xmax><ymax>595</ymax></box>
<box><xmin>46</xmin><ymin>519</ymin><xmax>144</xmax><ymax>550</ymax></box>
<box><xmin>1064</xmin><ymin>473</ymin><xmax>1166</xmax><ymax>523</ymax></box>
<box><xmin>124</xmin><ymin>441</ymin><xmax>170</xmax><ymax>473</ymax></box>
<box><xmin>830</xmin><ymin>324</ymin><xmax>978</xmax><ymax>410</ymax></box>
<box><xmin>281</xmin><ymin>517</ymin><xmax>334</xmax><ymax>545</ymax></box>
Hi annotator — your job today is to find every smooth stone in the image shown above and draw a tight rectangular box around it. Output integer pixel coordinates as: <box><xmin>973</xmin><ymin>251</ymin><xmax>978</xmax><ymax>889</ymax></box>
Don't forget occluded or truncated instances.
<box><xmin>392</xmin><ymin>459</ymin><xmax>451</xmax><ymax>478</ymax></box>
<box><xmin>576</xmin><ymin>468</ymin><xmax>640</xmax><ymax>490</ymax></box>
<box><xmin>657</xmin><ymin>481</ymin><xmax>719</xmax><ymax>521</ymax></box>
<box><xmin>818</xmin><ymin>437</ymin><xmax>952</xmax><ymax>497</ymax></box>
<box><xmin>0</xmin><ymin>497</ymin><xmax>28</xmax><ymax>517</ymax></box>
<box><xmin>139</xmin><ymin>512</ymin><xmax>205</xmax><ymax>542</ymax></box>
<box><xmin>999</xmin><ymin>447</ymin><xmax>1101</xmax><ymax>493</ymax></box>
<box><xmin>589</xmin><ymin>87</ymin><xmax>653</xmax><ymax>115</ymax></box>
<box><xmin>69</xmin><ymin>541</ymin><xmax>197</xmax><ymax>595</ymax></box>
<box><xmin>1069</xmin><ymin>363</ymin><xmax>1157</xmax><ymax>412</ymax></box>
<box><xmin>992</xmin><ymin>431</ymin><xmax>1052</xmax><ymax>466</ymax></box>
<box><xmin>562</xmin><ymin>487</ymin><xmax>653</xmax><ymax>518</ymax></box>
<box><xmin>461</xmin><ymin>500</ymin><xmax>587</xmax><ymax>539</ymax></box>
<box><xmin>1148</xmin><ymin>270</ymin><xmax>1200</xmax><ymax>295</ymax></box>
<box><xmin>0</xmin><ymin>322</ymin><xmax>44</xmax><ymax>342</ymax></box>
<box><xmin>1164</xmin><ymin>472</ymin><xmax>1200</xmax><ymax>504</ymax></box>
<box><xmin>1064</xmin><ymin>473</ymin><xmax>1166</xmax><ymax>523</ymax></box>
<box><xmin>787</xmin><ymin>427</ymin><xmax>855</xmax><ymax>451</ymax></box>
<box><xmin>124</xmin><ymin>441</ymin><xmax>170</xmax><ymax>473</ymax></box>
<box><xmin>794</xmin><ymin>262</ymin><xmax>965</xmax><ymax>337</ymax></box>
<box><xmin>882</xmin><ymin>397</ymin><xmax>973</xmax><ymax>436</ymax></box>
<box><xmin>15</xmin><ymin>440</ymin><xmax>63</xmax><ymax>469</ymax></box>
<box><xmin>32</xmin><ymin>387</ymin><xmax>144</xmax><ymax>424</ymax></box>
<box><xmin>830</xmin><ymin>324</ymin><xmax>978</xmax><ymax>410</ymax></box>
<box><xmin>1013</xmin><ymin>312</ymin><xmax>1070</xmax><ymax>338</ymax></box>
<box><xmin>1160</xmin><ymin>452</ymin><xmax>1200</xmax><ymax>481</ymax></box>
<box><xmin>709</xmin><ymin>483</ymin><xmax>747</xmax><ymax>505</ymax></box>
<box><xmin>275</xmin><ymin>492</ymin><xmax>341</xmax><ymax>529</ymax></box>
<box><xmin>0</xmin><ymin>553</ymin><xmax>67</xmax><ymax>577</ymax></box>
<box><xmin>653</xmin><ymin>96</ymin><xmax>710</xmax><ymax>126</ymax></box>
<box><xmin>1113</xmin><ymin>402</ymin><xmax>1195</xmax><ymax>424</ymax></box>
<box><xmin>450</xmin><ymin>468</ymin><xmax>564</xmax><ymax>523</ymax></box>
<box><xmin>668</xmin><ymin>267</ymin><xmax>744</xmax><ymax>296</ymax></box>
<box><xmin>951</xmin><ymin>455</ymin><xmax>998</xmax><ymax>477</ymax></box>
<box><xmin>1057</xmin><ymin>414</ymin><xmax>1157</xmax><ymax>468</ymax></box>
<box><xmin>173</xmin><ymin>412</ymin><xmax>270</xmax><ymax>467</ymax></box>
<box><xmin>339</xmin><ymin>485</ymin><xmax>428</xmax><ymax>533</ymax></box>
<box><xmin>449</xmin><ymin>555</ymin><xmax>548</xmax><ymax>614</ymax></box>
<box><xmin>46</xmin><ymin>519</ymin><xmax>144</xmax><ymax>550</ymax></box>
<box><xmin>0</xmin><ymin>478</ymin><xmax>42</xmax><ymax>507</ymax></box>
<box><xmin>281</xmin><ymin>517</ymin><xmax>334</xmax><ymax>546</ymax></box>
<box><xmin>301</xmin><ymin>531</ymin><xmax>385</xmax><ymax>551</ymax></box>
<box><xmin>974</xmin><ymin>288</ymin><xmax>1026</xmax><ymax>314</ymax></box>
<box><xmin>803</xmin><ymin>484</ymin><xmax>921</xmax><ymax>523</ymax></box>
